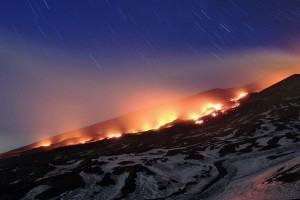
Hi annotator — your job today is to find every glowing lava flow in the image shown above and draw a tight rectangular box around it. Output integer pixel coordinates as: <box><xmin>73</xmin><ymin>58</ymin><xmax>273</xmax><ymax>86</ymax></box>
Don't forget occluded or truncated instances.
<box><xmin>189</xmin><ymin>92</ymin><xmax>248</xmax><ymax>125</ymax></box>
<box><xmin>37</xmin><ymin>92</ymin><xmax>249</xmax><ymax>148</ymax></box>
<box><xmin>231</xmin><ymin>92</ymin><xmax>248</xmax><ymax>102</ymax></box>
<box><xmin>107</xmin><ymin>133</ymin><xmax>122</xmax><ymax>139</ymax></box>
<box><xmin>41</xmin><ymin>143</ymin><xmax>51</xmax><ymax>147</ymax></box>
<box><xmin>188</xmin><ymin>103</ymin><xmax>223</xmax><ymax>120</ymax></box>
<box><xmin>79</xmin><ymin>138</ymin><xmax>92</xmax><ymax>144</ymax></box>
<box><xmin>195</xmin><ymin>119</ymin><xmax>204</xmax><ymax>124</ymax></box>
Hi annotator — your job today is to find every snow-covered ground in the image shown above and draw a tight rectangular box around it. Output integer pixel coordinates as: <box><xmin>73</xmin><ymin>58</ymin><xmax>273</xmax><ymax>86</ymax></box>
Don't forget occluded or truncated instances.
<box><xmin>211</xmin><ymin>153</ymin><xmax>300</xmax><ymax>200</ymax></box>
<box><xmin>2</xmin><ymin>76</ymin><xmax>300</xmax><ymax>199</ymax></box>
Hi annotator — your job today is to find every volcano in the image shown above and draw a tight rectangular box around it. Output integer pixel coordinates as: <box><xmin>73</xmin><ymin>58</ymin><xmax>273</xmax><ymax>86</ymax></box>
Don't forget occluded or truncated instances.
<box><xmin>0</xmin><ymin>86</ymin><xmax>249</xmax><ymax>159</ymax></box>
<box><xmin>0</xmin><ymin>75</ymin><xmax>300</xmax><ymax>200</ymax></box>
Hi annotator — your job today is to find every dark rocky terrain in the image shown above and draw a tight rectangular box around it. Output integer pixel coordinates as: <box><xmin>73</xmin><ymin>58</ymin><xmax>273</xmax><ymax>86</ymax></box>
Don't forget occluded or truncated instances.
<box><xmin>0</xmin><ymin>75</ymin><xmax>300</xmax><ymax>200</ymax></box>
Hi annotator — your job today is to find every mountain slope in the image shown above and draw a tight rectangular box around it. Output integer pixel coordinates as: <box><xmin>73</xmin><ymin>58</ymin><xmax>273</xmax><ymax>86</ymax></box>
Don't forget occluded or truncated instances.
<box><xmin>0</xmin><ymin>87</ymin><xmax>246</xmax><ymax>159</ymax></box>
<box><xmin>0</xmin><ymin>75</ymin><xmax>299</xmax><ymax>200</ymax></box>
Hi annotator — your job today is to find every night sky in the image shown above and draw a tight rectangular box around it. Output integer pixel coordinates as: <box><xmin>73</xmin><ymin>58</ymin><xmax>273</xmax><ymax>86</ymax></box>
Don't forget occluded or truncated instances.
<box><xmin>1</xmin><ymin>0</ymin><xmax>300</xmax><ymax>152</ymax></box>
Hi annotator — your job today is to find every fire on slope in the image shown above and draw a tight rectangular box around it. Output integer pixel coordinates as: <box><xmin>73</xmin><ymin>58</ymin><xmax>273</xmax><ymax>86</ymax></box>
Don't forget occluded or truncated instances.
<box><xmin>37</xmin><ymin>91</ymin><xmax>249</xmax><ymax>149</ymax></box>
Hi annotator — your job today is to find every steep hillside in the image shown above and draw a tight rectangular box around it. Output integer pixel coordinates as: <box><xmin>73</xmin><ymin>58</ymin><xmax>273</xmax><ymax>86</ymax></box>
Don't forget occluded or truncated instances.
<box><xmin>0</xmin><ymin>75</ymin><xmax>299</xmax><ymax>200</ymax></box>
<box><xmin>0</xmin><ymin>87</ymin><xmax>246</xmax><ymax>159</ymax></box>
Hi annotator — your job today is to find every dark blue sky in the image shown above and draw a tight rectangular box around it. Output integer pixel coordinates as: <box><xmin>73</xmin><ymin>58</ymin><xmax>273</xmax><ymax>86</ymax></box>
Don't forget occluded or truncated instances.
<box><xmin>1</xmin><ymin>0</ymin><xmax>300</xmax><ymax>56</ymax></box>
<box><xmin>1</xmin><ymin>0</ymin><xmax>300</xmax><ymax>152</ymax></box>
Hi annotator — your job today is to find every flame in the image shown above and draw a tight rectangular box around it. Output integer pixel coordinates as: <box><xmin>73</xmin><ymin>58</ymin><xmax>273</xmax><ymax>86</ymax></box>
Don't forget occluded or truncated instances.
<box><xmin>189</xmin><ymin>113</ymin><xmax>201</xmax><ymax>120</ymax></box>
<box><xmin>213</xmin><ymin>103</ymin><xmax>222</xmax><ymax>110</ymax></box>
<box><xmin>35</xmin><ymin>91</ymin><xmax>251</xmax><ymax>149</ymax></box>
<box><xmin>188</xmin><ymin>94</ymin><xmax>249</xmax><ymax>125</ymax></box>
<box><xmin>231</xmin><ymin>92</ymin><xmax>248</xmax><ymax>102</ymax></box>
<box><xmin>128</xmin><ymin>129</ymin><xmax>140</xmax><ymax>134</ymax></box>
<box><xmin>188</xmin><ymin>103</ymin><xmax>222</xmax><ymax>120</ymax></box>
<box><xmin>195</xmin><ymin>120</ymin><xmax>204</xmax><ymax>124</ymax></box>
<box><xmin>41</xmin><ymin>143</ymin><xmax>51</xmax><ymax>147</ymax></box>
<box><xmin>133</xmin><ymin>113</ymin><xmax>178</xmax><ymax>132</ymax></box>
<box><xmin>107</xmin><ymin>133</ymin><xmax>122</xmax><ymax>139</ymax></box>
<box><xmin>79</xmin><ymin>138</ymin><xmax>91</xmax><ymax>144</ymax></box>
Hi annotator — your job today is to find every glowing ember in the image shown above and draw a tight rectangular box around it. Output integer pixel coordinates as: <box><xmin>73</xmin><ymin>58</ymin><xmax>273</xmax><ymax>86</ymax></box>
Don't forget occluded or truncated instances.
<box><xmin>213</xmin><ymin>103</ymin><xmax>222</xmax><ymax>110</ymax></box>
<box><xmin>79</xmin><ymin>138</ymin><xmax>90</xmax><ymax>144</ymax></box>
<box><xmin>41</xmin><ymin>143</ymin><xmax>51</xmax><ymax>147</ymax></box>
<box><xmin>195</xmin><ymin>120</ymin><xmax>204</xmax><ymax>124</ymax></box>
<box><xmin>156</xmin><ymin>115</ymin><xmax>177</xmax><ymax>129</ymax></box>
<box><xmin>107</xmin><ymin>133</ymin><xmax>122</xmax><ymax>139</ymax></box>
<box><xmin>189</xmin><ymin>103</ymin><xmax>222</xmax><ymax>120</ymax></box>
<box><xmin>139</xmin><ymin>114</ymin><xmax>178</xmax><ymax>131</ymax></box>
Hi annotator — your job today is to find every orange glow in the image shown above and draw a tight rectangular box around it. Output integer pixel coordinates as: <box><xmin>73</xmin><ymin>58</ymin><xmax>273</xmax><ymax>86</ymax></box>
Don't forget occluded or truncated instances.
<box><xmin>41</xmin><ymin>143</ymin><xmax>51</xmax><ymax>147</ymax></box>
<box><xmin>78</xmin><ymin>138</ymin><xmax>91</xmax><ymax>144</ymax></box>
<box><xmin>142</xmin><ymin>124</ymin><xmax>151</xmax><ymax>132</ymax></box>
<box><xmin>154</xmin><ymin>114</ymin><xmax>177</xmax><ymax>130</ymax></box>
<box><xmin>195</xmin><ymin>120</ymin><xmax>204</xmax><ymax>124</ymax></box>
<box><xmin>132</xmin><ymin>113</ymin><xmax>178</xmax><ymax>132</ymax></box>
<box><xmin>107</xmin><ymin>133</ymin><xmax>122</xmax><ymax>139</ymax></box>
<box><xmin>231</xmin><ymin>92</ymin><xmax>248</xmax><ymax>102</ymax></box>
<box><xmin>189</xmin><ymin>113</ymin><xmax>201</xmax><ymax>120</ymax></box>
<box><xmin>5</xmin><ymin>65</ymin><xmax>297</xmax><ymax>159</ymax></box>
<box><xmin>213</xmin><ymin>103</ymin><xmax>222</xmax><ymax>110</ymax></box>
<box><xmin>32</xmin><ymin>89</ymin><xmax>252</xmax><ymax>150</ymax></box>
<box><xmin>128</xmin><ymin>129</ymin><xmax>140</xmax><ymax>134</ymax></box>
<box><xmin>252</xmin><ymin>66</ymin><xmax>300</xmax><ymax>91</ymax></box>
<box><xmin>188</xmin><ymin>103</ymin><xmax>222</xmax><ymax>120</ymax></box>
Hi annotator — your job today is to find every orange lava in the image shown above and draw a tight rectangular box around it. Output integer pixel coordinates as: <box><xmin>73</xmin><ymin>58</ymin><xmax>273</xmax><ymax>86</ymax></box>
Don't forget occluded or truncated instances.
<box><xmin>41</xmin><ymin>143</ymin><xmax>51</xmax><ymax>147</ymax></box>
<box><xmin>195</xmin><ymin>120</ymin><xmax>204</xmax><ymax>124</ymax></box>
<box><xmin>107</xmin><ymin>133</ymin><xmax>122</xmax><ymax>139</ymax></box>
<box><xmin>231</xmin><ymin>92</ymin><xmax>248</xmax><ymax>102</ymax></box>
<box><xmin>36</xmin><ymin>91</ymin><xmax>250</xmax><ymax>149</ymax></box>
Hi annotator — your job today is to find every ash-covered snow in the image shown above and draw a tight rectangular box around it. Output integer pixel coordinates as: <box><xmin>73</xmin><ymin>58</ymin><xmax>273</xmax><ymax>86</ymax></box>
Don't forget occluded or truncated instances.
<box><xmin>211</xmin><ymin>154</ymin><xmax>300</xmax><ymax>200</ymax></box>
<box><xmin>22</xmin><ymin>185</ymin><xmax>50</xmax><ymax>200</ymax></box>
